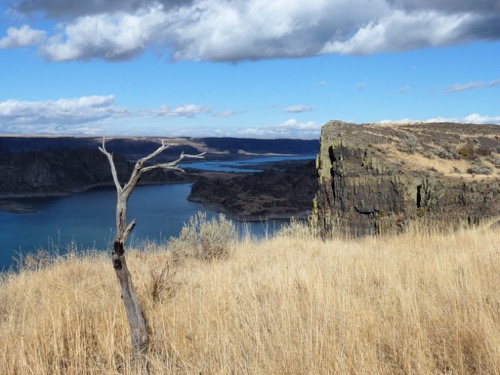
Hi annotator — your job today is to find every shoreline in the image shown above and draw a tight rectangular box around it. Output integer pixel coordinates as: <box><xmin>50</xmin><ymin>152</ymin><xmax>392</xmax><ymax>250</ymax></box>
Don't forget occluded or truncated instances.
<box><xmin>0</xmin><ymin>182</ymin><xmax>116</xmax><ymax>214</ymax></box>
<box><xmin>0</xmin><ymin>200</ymin><xmax>38</xmax><ymax>214</ymax></box>
<box><xmin>0</xmin><ymin>170</ymin><xmax>239</xmax><ymax>215</ymax></box>
<box><xmin>0</xmin><ymin>181</ymin><xmax>190</xmax><ymax>215</ymax></box>
<box><xmin>187</xmin><ymin>196</ymin><xmax>311</xmax><ymax>222</ymax></box>
<box><xmin>0</xmin><ymin>159</ymin><xmax>315</xmax><ymax>217</ymax></box>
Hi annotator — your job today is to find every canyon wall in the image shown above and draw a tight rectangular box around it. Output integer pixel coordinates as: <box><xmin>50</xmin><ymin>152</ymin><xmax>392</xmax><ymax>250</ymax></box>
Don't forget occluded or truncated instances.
<box><xmin>314</xmin><ymin>121</ymin><xmax>500</xmax><ymax>236</ymax></box>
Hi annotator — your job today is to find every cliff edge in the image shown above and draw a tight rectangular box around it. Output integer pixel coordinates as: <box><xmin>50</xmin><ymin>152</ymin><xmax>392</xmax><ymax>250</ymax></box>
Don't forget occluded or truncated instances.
<box><xmin>314</xmin><ymin>121</ymin><xmax>500</xmax><ymax>236</ymax></box>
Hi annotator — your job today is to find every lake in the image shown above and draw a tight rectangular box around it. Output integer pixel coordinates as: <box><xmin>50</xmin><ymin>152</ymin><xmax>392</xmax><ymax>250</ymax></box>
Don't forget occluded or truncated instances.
<box><xmin>179</xmin><ymin>154</ymin><xmax>316</xmax><ymax>172</ymax></box>
<box><xmin>0</xmin><ymin>184</ymin><xmax>289</xmax><ymax>270</ymax></box>
<box><xmin>0</xmin><ymin>155</ymin><xmax>314</xmax><ymax>270</ymax></box>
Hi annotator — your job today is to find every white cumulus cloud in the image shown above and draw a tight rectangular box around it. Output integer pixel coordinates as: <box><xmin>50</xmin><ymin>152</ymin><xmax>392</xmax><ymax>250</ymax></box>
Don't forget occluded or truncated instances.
<box><xmin>39</xmin><ymin>6</ymin><xmax>167</xmax><ymax>61</ymax></box>
<box><xmin>236</xmin><ymin>119</ymin><xmax>322</xmax><ymax>138</ymax></box>
<box><xmin>0</xmin><ymin>95</ymin><xmax>218</xmax><ymax>134</ymax></box>
<box><xmin>0</xmin><ymin>25</ymin><xmax>46</xmax><ymax>48</ymax></box>
<box><xmin>3</xmin><ymin>0</ymin><xmax>500</xmax><ymax>62</ymax></box>
<box><xmin>427</xmin><ymin>114</ymin><xmax>500</xmax><ymax>125</ymax></box>
<box><xmin>321</xmin><ymin>10</ymin><xmax>472</xmax><ymax>55</ymax></box>
<box><xmin>0</xmin><ymin>95</ymin><xmax>127</xmax><ymax>125</ymax></box>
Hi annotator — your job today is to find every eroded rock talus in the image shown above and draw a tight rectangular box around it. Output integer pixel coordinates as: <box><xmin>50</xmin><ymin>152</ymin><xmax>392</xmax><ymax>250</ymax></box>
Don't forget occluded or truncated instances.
<box><xmin>314</xmin><ymin>120</ymin><xmax>500</xmax><ymax>237</ymax></box>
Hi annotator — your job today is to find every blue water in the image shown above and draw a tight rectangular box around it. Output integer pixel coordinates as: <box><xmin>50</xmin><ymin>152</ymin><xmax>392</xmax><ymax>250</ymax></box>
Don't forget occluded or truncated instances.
<box><xmin>0</xmin><ymin>155</ymin><xmax>313</xmax><ymax>270</ymax></box>
<box><xmin>180</xmin><ymin>154</ymin><xmax>315</xmax><ymax>172</ymax></box>
<box><xmin>0</xmin><ymin>184</ymin><xmax>287</xmax><ymax>271</ymax></box>
<box><xmin>0</xmin><ymin>184</ymin><xmax>191</xmax><ymax>269</ymax></box>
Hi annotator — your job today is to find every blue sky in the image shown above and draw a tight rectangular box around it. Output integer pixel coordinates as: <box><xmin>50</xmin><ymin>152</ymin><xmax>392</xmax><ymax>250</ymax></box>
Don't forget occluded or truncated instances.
<box><xmin>0</xmin><ymin>1</ymin><xmax>499</xmax><ymax>138</ymax></box>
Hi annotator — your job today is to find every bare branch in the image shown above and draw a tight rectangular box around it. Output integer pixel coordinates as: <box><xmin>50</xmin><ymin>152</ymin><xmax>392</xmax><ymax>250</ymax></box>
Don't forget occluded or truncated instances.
<box><xmin>141</xmin><ymin>151</ymin><xmax>206</xmax><ymax>174</ymax></box>
<box><xmin>137</xmin><ymin>140</ymin><xmax>171</xmax><ymax>166</ymax></box>
<box><xmin>123</xmin><ymin>141</ymin><xmax>173</xmax><ymax>193</ymax></box>
<box><xmin>99</xmin><ymin>138</ymin><xmax>123</xmax><ymax>193</ymax></box>
<box><xmin>122</xmin><ymin>219</ymin><xmax>137</xmax><ymax>244</ymax></box>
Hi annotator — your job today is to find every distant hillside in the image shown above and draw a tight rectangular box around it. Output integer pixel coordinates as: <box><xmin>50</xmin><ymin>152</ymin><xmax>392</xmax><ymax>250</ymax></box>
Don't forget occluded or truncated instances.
<box><xmin>0</xmin><ymin>136</ymin><xmax>319</xmax><ymax>215</ymax></box>
<box><xmin>0</xmin><ymin>147</ymin><xmax>189</xmax><ymax>198</ymax></box>
<box><xmin>0</xmin><ymin>136</ymin><xmax>319</xmax><ymax>162</ymax></box>
<box><xmin>198</xmin><ymin>137</ymin><xmax>320</xmax><ymax>156</ymax></box>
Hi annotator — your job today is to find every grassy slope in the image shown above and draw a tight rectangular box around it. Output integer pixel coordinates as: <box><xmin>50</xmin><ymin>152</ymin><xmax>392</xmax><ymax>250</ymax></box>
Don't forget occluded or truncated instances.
<box><xmin>1</xmin><ymin>223</ymin><xmax>499</xmax><ymax>374</ymax></box>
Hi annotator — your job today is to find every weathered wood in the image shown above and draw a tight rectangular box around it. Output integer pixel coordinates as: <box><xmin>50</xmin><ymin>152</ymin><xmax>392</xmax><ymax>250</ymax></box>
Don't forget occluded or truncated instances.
<box><xmin>99</xmin><ymin>139</ymin><xmax>204</xmax><ymax>363</ymax></box>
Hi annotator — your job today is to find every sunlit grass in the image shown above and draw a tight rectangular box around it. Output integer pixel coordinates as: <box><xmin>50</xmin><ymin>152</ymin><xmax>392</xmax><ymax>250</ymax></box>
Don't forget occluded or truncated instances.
<box><xmin>1</xmin><ymin>221</ymin><xmax>499</xmax><ymax>374</ymax></box>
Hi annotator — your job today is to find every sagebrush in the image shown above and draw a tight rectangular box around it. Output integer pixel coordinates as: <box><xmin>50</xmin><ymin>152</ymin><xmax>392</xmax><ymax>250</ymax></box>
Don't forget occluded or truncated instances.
<box><xmin>167</xmin><ymin>212</ymin><xmax>237</xmax><ymax>261</ymax></box>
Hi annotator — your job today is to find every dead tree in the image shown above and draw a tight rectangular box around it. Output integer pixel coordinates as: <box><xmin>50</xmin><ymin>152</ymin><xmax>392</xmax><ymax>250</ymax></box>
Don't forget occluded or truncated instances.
<box><xmin>99</xmin><ymin>139</ymin><xmax>204</xmax><ymax>358</ymax></box>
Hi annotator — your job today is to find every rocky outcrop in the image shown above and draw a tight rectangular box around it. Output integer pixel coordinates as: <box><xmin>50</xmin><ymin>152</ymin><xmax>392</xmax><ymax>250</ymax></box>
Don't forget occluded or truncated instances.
<box><xmin>189</xmin><ymin>161</ymin><xmax>318</xmax><ymax>221</ymax></box>
<box><xmin>314</xmin><ymin>121</ymin><xmax>500</xmax><ymax>237</ymax></box>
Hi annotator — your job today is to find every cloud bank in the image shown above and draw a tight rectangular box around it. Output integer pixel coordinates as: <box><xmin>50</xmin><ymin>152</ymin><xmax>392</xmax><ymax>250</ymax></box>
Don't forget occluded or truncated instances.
<box><xmin>0</xmin><ymin>96</ymin><xmax>125</xmax><ymax>124</ymax></box>
<box><xmin>3</xmin><ymin>0</ymin><xmax>500</xmax><ymax>62</ymax></box>
<box><xmin>0</xmin><ymin>96</ymin><xmax>214</xmax><ymax>134</ymax></box>
<box><xmin>0</xmin><ymin>93</ymin><xmax>498</xmax><ymax>137</ymax></box>
<box><xmin>381</xmin><ymin>114</ymin><xmax>500</xmax><ymax>125</ymax></box>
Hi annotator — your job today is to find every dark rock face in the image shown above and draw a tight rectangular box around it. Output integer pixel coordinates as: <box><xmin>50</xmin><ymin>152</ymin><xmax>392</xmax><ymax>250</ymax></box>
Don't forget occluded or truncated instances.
<box><xmin>0</xmin><ymin>142</ymin><xmax>192</xmax><ymax>198</ymax></box>
<box><xmin>189</xmin><ymin>161</ymin><xmax>318</xmax><ymax>220</ymax></box>
<box><xmin>0</xmin><ymin>148</ymin><xmax>189</xmax><ymax>198</ymax></box>
<box><xmin>314</xmin><ymin>121</ymin><xmax>500</xmax><ymax>237</ymax></box>
<box><xmin>0</xmin><ymin>148</ymin><xmax>133</xmax><ymax>197</ymax></box>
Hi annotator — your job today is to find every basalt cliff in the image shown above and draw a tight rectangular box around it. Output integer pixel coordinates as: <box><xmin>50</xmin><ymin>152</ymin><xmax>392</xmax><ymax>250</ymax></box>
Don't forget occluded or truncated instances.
<box><xmin>189</xmin><ymin>161</ymin><xmax>317</xmax><ymax>221</ymax></box>
<box><xmin>314</xmin><ymin>121</ymin><xmax>500</xmax><ymax>237</ymax></box>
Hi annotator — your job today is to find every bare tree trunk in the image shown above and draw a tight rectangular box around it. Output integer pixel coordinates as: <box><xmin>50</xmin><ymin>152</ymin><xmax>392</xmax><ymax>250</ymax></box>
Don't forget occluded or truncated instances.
<box><xmin>99</xmin><ymin>139</ymin><xmax>204</xmax><ymax>365</ymax></box>
<box><xmin>112</xmin><ymin>240</ymin><xmax>149</xmax><ymax>354</ymax></box>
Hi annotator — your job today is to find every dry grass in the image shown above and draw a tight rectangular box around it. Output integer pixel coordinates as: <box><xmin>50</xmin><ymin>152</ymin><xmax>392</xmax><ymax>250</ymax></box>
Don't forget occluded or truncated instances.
<box><xmin>1</xmin><ymin>222</ymin><xmax>499</xmax><ymax>374</ymax></box>
<box><xmin>388</xmin><ymin>147</ymin><xmax>498</xmax><ymax>181</ymax></box>
<box><xmin>362</xmin><ymin>121</ymin><xmax>500</xmax><ymax>180</ymax></box>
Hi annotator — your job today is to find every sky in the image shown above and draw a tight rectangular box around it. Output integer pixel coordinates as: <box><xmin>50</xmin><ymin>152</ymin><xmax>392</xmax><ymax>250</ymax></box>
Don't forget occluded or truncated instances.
<box><xmin>0</xmin><ymin>0</ymin><xmax>499</xmax><ymax>139</ymax></box>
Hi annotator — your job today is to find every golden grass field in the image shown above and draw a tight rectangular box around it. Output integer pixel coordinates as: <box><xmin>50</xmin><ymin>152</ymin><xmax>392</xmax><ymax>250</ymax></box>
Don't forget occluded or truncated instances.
<box><xmin>0</xmin><ymin>221</ymin><xmax>499</xmax><ymax>374</ymax></box>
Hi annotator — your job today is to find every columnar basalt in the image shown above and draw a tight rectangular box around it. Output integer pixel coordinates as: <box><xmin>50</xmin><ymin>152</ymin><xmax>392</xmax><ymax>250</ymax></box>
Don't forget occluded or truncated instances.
<box><xmin>314</xmin><ymin>121</ymin><xmax>500</xmax><ymax>237</ymax></box>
